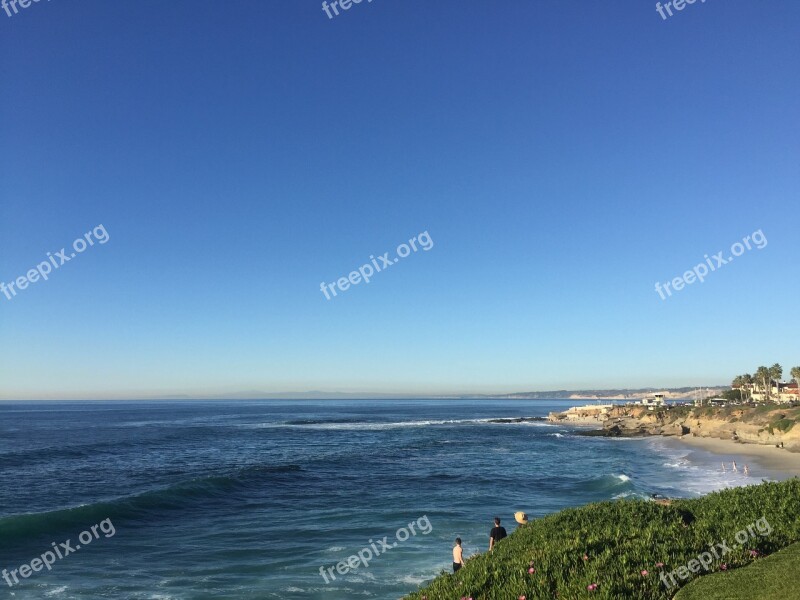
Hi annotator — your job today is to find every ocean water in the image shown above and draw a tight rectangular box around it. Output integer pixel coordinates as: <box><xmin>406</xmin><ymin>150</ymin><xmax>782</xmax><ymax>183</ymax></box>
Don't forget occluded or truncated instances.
<box><xmin>0</xmin><ymin>399</ymin><xmax>784</xmax><ymax>599</ymax></box>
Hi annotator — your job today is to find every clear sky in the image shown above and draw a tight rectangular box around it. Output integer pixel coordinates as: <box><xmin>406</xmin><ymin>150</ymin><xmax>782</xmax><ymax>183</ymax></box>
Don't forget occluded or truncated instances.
<box><xmin>1</xmin><ymin>0</ymin><xmax>798</xmax><ymax>399</ymax></box>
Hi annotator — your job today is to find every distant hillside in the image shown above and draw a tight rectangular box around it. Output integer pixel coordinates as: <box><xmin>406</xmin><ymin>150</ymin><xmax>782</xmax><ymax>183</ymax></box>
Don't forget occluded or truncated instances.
<box><xmin>493</xmin><ymin>387</ymin><xmax>727</xmax><ymax>400</ymax></box>
<box><xmin>119</xmin><ymin>387</ymin><xmax>729</xmax><ymax>401</ymax></box>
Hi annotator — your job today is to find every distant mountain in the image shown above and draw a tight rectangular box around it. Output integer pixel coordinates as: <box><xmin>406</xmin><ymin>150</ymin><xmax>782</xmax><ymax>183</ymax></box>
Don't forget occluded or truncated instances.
<box><xmin>491</xmin><ymin>387</ymin><xmax>727</xmax><ymax>400</ymax></box>
<box><xmin>8</xmin><ymin>387</ymin><xmax>727</xmax><ymax>402</ymax></box>
<box><xmin>177</xmin><ymin>387</ymin><xmax>728</xmax><ymax>401</ymax></box>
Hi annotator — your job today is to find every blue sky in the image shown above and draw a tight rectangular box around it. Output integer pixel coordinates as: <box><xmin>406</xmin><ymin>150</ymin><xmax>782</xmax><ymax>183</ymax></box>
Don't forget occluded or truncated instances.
<box><xmin>1</xmin><ymin>1</ymin><xmax>798</xmax><ymax>399</ymax></box>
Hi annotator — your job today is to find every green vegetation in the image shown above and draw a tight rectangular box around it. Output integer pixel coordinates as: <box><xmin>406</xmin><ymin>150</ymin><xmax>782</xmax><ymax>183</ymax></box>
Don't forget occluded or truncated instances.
<box><xmin>692</xmin><ymin>407</ymin><xmax>716</xmax><ymax>419</ymax></box>
<box><xmin>405</xmin><ymin>479</ymin><xmax>800</xmax><ymax>600</ymax></box>
<box><xmin>674</xmin><ymin>542</ymin><xmax>800</xmax><ymax>600</ymax></box>
<box><xmin>740</xmin><ymin>403</ymin><xmax>794</xmax><ymax>422</ymax></box>
<box><xmin>720</xmin><ymin>389</ymin><xmax>740</xmax><ymax>402</ymax></box>
<box><xmin>768</xmin><ymin>418</ymin><xmax>796</xmax><ymax>435</ymax></box>
<box><xmin>666</xmin><ymin>406</ymin><xmax>692</xmax><ymax>419</ymax></box>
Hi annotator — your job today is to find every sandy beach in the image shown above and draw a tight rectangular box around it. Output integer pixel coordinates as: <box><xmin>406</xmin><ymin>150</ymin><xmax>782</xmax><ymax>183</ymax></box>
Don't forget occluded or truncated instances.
<box><xmin>677</xmin><ymin>435</ymin><xmax>800</xmax><ymax>478</ymax></box>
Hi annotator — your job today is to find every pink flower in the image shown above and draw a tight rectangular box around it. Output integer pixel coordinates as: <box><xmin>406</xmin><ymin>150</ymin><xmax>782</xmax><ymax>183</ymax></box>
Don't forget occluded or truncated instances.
<box><xmin>749</xmin><ymin>550</ymin><xmax>759</xmax><ymax>557</ymax></box>
<box><xmin>528</xmin><ymin>567</ymin><xmax>535</xmax><ymax>574</ymax></box>
<box><xmin>587</xmin><ymin>583</ymin><xmax>598</xmax><ymax>591</ymax></box>
<box><xmin>583</xmin><ymin>554</ymin><xmax>589</xmax><ymax>561</ymax></box>
<box><xmin>519</xmin><ymin>596</ymin><xmax>526</xmax><ymax>600</ymax></box>
<box><xmin>720</xmin><ymin>564</ymin><xmax>728</xmax><ymax>571</ymax></box>
<box><xmin>655</xmin><ymin>562</ymin><xmax>664</xmax><ymax>568</ymax></box>
<box><xmin>641</xmin><ymin>570</ymin><xmax>648</xmax><ymax>576</ymax></box>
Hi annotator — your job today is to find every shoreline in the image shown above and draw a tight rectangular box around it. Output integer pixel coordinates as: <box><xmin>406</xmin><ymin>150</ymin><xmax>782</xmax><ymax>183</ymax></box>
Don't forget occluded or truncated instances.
<box><xmin>673</xmin><ymin>435</ymin><xmax>800</xmax><ymax>478</ymax></box>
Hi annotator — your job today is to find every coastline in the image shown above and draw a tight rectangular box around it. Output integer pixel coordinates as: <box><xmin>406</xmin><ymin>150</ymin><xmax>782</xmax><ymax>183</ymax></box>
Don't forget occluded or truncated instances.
<box><xmin>551</xmin><ymin>401</ymin><xmax>800</xmax><ymax>482</ymax></box>
<box><xmin>674</xmin><ymin>435</ymin><xmax>800</xmax><ymax>478</ymax></box>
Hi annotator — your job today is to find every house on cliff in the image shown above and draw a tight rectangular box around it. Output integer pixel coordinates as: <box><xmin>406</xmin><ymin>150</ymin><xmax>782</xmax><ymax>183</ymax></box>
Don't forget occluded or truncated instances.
<box><xmin>750</xmin><ymin>381</ymin><xmax>800</xmax><ymax>404</ymax></box>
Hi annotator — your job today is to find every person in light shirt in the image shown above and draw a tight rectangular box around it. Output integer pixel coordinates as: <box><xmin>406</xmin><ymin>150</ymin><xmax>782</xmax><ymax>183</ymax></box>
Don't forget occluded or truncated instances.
<box><xmin>452</xmin><ymin>538</ymin><xmax>465</xmax><ymax>572</ymax></box>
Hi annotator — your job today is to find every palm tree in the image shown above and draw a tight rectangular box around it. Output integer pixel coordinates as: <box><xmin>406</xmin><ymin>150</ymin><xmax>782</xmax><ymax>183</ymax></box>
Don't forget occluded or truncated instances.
<box><xmin>734</xmin><ymin>373</ymin><xmax>754</xmax><ymax>403</ymax></box>
<box><xmin>732</xmin><ymin>375</ymin><xmax>743</xmax><ymax>402</ymax></box>
<box><xmin>742</xmin><ymin>374</ymin><xmax>753</xmax><ymax>401</ymax></box>
<box><xmin>770</xmin><ymin>363</ymin><xmax>783</xmax><ymax>399</ymax></box>
<box><xmin>755</xmin><ymin>366</ymin><xmax>771</xmax><ymax>402</ymax></box>
<box><xmin>791</xmin><ymin>366</ymin><xmax>800</xmax><ymax>386</ymax></box>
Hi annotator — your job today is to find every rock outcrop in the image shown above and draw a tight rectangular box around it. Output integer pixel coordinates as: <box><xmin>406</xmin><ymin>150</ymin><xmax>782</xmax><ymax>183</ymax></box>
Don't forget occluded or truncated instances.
<box><xmin>557</xmin><ymin>404</ymin><xmax>800</xmax><ymax>451</ymax></box>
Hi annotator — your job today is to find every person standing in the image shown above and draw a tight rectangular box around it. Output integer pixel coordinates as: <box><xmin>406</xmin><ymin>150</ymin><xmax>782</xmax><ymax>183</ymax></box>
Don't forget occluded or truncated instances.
<box><xmin>452</xmin><ymin>538</ymin><xmax>465</xmax><ymax>572</ymax></box>
<box><xmin>489</xmin><ymin>517</ymin><xmax>507</xmax><ymax>551</ymax></box>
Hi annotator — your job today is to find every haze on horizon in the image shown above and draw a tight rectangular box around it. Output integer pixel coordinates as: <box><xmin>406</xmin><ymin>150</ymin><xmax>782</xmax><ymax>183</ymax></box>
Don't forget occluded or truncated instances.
<box><xmin>0</xmin><ymin>383</ymin><xmax>747</xmax><ymax>402</ymax></box>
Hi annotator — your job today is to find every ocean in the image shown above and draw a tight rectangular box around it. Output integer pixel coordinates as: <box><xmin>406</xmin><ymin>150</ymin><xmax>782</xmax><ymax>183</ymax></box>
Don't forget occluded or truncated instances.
<box><xmin>0</xmin><ymin>399</ymin><xmax>785</xmax><ymax>599</ymax></box>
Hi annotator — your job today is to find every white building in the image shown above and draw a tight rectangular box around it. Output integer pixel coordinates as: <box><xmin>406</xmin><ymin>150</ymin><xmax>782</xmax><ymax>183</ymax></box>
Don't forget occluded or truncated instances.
<box><xmin>750</xmin><ymin>381</ymin><xmax>800</xmax><ymax>404</ymax></box>
<box><xmin>637</xmin><ymin>393</ymin><xmax>666</xmax><ymax>409</ymax></box>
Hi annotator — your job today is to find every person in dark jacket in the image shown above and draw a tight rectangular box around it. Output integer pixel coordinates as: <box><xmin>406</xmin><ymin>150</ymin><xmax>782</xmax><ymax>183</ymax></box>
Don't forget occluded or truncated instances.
<box><xmin>489</xmin><ymin>517</ymin><xmax>507</xmax><ymax>551</ymax></box>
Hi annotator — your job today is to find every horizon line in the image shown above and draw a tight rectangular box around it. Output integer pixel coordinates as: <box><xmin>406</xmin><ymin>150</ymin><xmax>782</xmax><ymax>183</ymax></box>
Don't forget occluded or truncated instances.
<box><xmin>0</xmin><ymin>385</ymin><xmax>729</xmax><ymax>402</ymax></box>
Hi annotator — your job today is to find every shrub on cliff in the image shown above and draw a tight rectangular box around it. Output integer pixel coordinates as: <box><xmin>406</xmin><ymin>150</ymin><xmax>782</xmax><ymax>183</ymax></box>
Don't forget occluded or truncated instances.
<box><xmin>404</xmin><ymin>479</ymin><xmax>800</xmax><ymax>600</ymax></box>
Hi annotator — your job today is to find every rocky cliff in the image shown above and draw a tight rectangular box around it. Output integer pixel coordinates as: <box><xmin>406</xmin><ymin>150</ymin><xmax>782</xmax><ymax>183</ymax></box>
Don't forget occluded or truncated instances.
<box><xmin>557</xmin><ymin>404</ymin><xmax>800</xmax><ymax>451</ymax></box>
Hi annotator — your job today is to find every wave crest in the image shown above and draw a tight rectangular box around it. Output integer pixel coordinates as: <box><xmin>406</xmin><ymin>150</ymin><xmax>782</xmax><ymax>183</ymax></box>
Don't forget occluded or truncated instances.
<box><xmin>0</xmin><ymin>464</ymin><xmax>301</xmax><ymax>544</ymax></box>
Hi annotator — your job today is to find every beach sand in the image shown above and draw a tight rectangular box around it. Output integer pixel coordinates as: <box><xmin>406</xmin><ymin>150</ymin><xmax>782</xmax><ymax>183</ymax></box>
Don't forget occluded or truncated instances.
<box><xmin>677</xmin><ymin>435</ymin><xmax>800</xmax><ymax>478</ymax></box>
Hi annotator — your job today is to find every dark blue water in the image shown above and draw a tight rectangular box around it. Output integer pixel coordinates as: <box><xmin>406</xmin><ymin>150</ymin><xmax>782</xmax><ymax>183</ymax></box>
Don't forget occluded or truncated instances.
<box><xmin>0</xmin><ymin>400</ymin><xmax>775</xmax><ymax>599</ymax></box>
